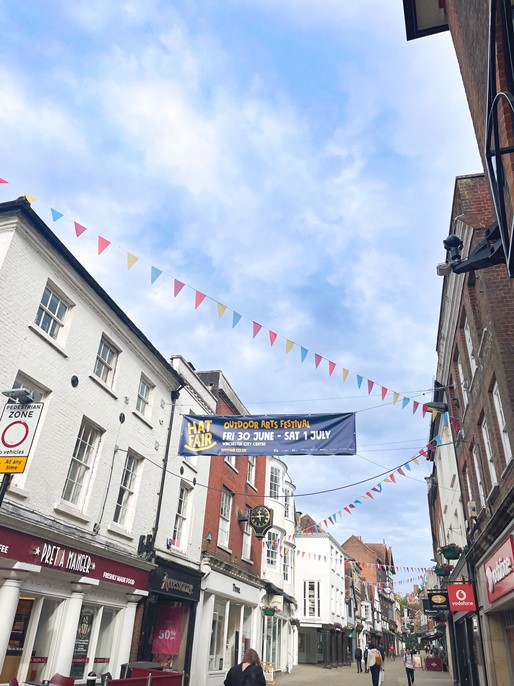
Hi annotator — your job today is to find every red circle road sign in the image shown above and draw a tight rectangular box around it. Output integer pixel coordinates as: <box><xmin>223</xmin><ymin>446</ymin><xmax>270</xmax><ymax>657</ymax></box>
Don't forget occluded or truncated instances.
<box><xmin>1</xmin><ymin>421</ymin><xmax>30</xmax><ymax>448</ymax></box>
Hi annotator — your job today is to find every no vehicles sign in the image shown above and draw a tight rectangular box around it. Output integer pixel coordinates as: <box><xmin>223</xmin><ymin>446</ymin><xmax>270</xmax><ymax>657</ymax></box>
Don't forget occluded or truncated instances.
<box><xmin>0</xmin><ymin>402</ymin><xmax>43</xmax><ymax>473</ymax></box>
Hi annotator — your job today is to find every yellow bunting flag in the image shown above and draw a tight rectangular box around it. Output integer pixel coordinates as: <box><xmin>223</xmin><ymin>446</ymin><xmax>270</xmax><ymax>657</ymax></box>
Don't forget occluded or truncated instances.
<box><xmin>127</xmin><ymin>253</ymin><xmax>139</xmax><ymax>269</ymax></box>
<box><xmin>342</xmin><ymin>368</ymin><xmax>349</xmax><ymax>382</ymax></box>
<box><xmin>217</xmin><ymin>303</ymin><xmax>227</xmax><ymax>319</ymax></box>
<box><xmin>432</xmin><ymin>409</ymin><xmax>438</xmax><ymax>421</ymax></box>
<box><xmin>393</xmin><ymin>392</ymin><xmax>399</xmax><ymax>405</ymax></box>
<box><xmin>384</xmin><ymin>477</ymin><xmax>392</xmax><ymax>483</ymax></box>
<box><xmin>413</xmin><ymin>457</ymin><xmax>419</xmax><ymax>465</ymax></box>
<box><xmin>285</xmin><ymin>339</ymin><xmax>294</xmax><ymax>354</ymax></box>
<box><xmin>25</xmin><ymin>193</ymin><xmax>37</xmax><ymax>204</ymax></box>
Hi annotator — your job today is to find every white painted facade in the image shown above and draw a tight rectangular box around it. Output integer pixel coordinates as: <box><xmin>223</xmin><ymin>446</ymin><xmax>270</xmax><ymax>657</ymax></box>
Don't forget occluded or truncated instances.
<box><xmin>0</xmin><ymin>199</ymin><xmax>216</xmax><ymax>685</ymax></box>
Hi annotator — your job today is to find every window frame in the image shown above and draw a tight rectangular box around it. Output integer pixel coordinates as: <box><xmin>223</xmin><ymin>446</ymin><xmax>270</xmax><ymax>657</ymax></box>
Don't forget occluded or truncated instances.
<box><xmin>218</xmin><ymin>488</ymin><xmax>232</xmax><ymax>549</ymax></box>
<box><xmin>242</xmin><ymin>516</ymin><xmax>252</xmax><ymax>561</ymax></box>
<box><xmin>456</xmin><ymin>354</ymin><xmax>469</xmax><ymax>406</ymax></box>
<box><xmin>113</xmin><ymin>450</ymin><xmax>141</xmax><ymax>528</ymax></box>
<box><xmin>247</xmin><ymin>455</ymin><xmax>256</xmax><ymax>486</ymax></box>
<box><xmin>283</xmin><ymin>545</ymin><xmax>292</xmax><ymax>582</ymax></box>
<box><xmin>62</xmin><ymin>418</ymin><xmax>102</xmax><ymax>507</ymax></box>
<box><xmin>463</xmin><ymin>317</ymin><xmax>477</xmax><ymax>376</ymax></box>
<box><xmin>471</xmin><ymin>445</ymin><xmax>486</xmax><ymax>509</ymax></box>
<box><xmin>35</xmin><ymin>283</ymin><xmax>70</xmax><ymax>341</ymax></box>
<box><xmin>303</xmin><ymin>580</ymin><xmax>321</xmax><ymax>618</ymax></box>
<box><xmin>136</xmin><ymin>374</ymin><xmax>153</xmax><ymax>417</ymax></box>
<box><xmin>481</xmin><ymin>416</ymin><xmax>498</xmax><ymax>490</ymax></box>
<box><xmin>94</xmin><ymin>336</ymin><xmax>119</xmax><ymax>386</ymax></box>
<box><xmin>172</xmin><ymin>482</ymin><xmax>191</xmax><ymax>550</ymax></box>
<box><xmin>269</xmin><ymin>465</ymin><xmax>281</xmax><ymax>499</ymax></box>
<box><xmin>266</xmin><ymin>531</ymin><xmax>279</xmax><ymax>569</ymax></box>
<box><xmin>493</xmin><ymin>381</ymin><xmax>512</xmax><ymax>464</ymax></box>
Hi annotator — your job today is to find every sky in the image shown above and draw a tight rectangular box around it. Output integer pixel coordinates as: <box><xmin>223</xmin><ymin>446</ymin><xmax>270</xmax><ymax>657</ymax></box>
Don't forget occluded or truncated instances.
<box><xmin>0</xmin><ymin>0</ymin><xmax>482</xmax><ymax>590</ymax></box>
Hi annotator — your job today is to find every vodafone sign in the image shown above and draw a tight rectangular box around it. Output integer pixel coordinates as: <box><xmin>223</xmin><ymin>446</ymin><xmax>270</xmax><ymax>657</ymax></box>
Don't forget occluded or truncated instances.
<box><xmin>483</xmin><ymin>535</ymin><xmax>514</xmax><ymax>603</ymax></box>
<box><xmin>448</xmin><ymin>584</ymin><xmax>477</xmax><ymax>612</ymax></box>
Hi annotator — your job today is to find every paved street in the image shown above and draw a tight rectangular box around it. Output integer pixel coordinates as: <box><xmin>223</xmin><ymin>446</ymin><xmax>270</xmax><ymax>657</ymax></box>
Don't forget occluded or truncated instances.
<box><xmin>276</xmin><ymin>659</ymin><xmax>452</xmax><ymax>686</ymax></box>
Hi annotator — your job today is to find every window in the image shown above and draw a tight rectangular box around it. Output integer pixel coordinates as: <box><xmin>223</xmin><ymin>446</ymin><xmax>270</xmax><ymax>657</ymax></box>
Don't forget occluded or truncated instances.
<box><xmin>172</xmin><ymin>483</ymin><xmax>191</xmax><ymax>549</ymax></box>
<box><xmin>247</xmin><ymin>455</ymin><xmax>256</xmax><ymax>486</ymax></box>
<box><xmin>242</xmin><ymin>516</ymin><xmax>252</xmax><ymax>560</ymax></box>
<box><xmin>94</xmin><ymin>336</ymin><xmax>118</xmax><ymax>385</ymax></box>
<box><xmin>284</xmin><ymin>488</ymin><xmax>292</xmax><ymax>518</ymax></box>
<box><xmin>114</xmin><ymin>451</ymin><xmax>141</xmax><ymax>527</ymax></box>
<box><xmin>493</xmin><ymin>381</ymin><xmax>512</xmax><ymax>464</ymax></box>
<box><xmin>457</xmin><ymin>355</ymin><xmax>469</xmax><ymax>406</ymax></box>
<box><xmin>283</xmin><ymin>546</ymin><xmax>292</xmax><ymax>582</ymax></box>
<box><xmin>303</xmin><ymin>581</ymin><xmax>320</xmax><ymax>617</ymax></box>
<box><xmin>10</xmin><ymin>373</ymin><xmax>45</xmax><ymax>403</ymax></box>
<box><xmin>464</xmin><ymin>464</ymin><xmax>473</xmax><ymax>509</ymax></box>
<box><xmin>463</xmin><ymin>317</ymin><xmax>477</xmax><ymax>376</ymax></box>
<box><xmin>270</xmin><ymin>465</ymin><xmax>281</xmax><ymax>499</ymax></box>
<box><xmin>472</xmin><ymin>445</ymin><xmax>486</xmax><ymax>509</ymax></box>
<box><xmin>225</xmin><ymin>455</ymin><xmax>237</xmax><ymax>469</ymax></box>
<box><xmin>136</xmin><ymin>375</ymin><xmax>152</xmax><ymax>417</ymax></box>
<box><xmin>481</xmin><ymin>417</ymin><xmax>498</xmax><ymax>489</ymax></box>
<box><xmin>62</xmin><ymin>419</ymin><xmax>101</xmax><ymax>506</ymax></box>
<box><xmin>35</xmin><ymin>285</ymin><xmax>69</xmax><ymax>340</ymax></box>
<box><xmin>266</xmin><ymin>531</ymin><xmax>279</xmax><ymax>569</ymax></box>
<box><xmin>218</xmin><ymin>489</ymin><xmax>232</xmax><ymax>548</ymax></box>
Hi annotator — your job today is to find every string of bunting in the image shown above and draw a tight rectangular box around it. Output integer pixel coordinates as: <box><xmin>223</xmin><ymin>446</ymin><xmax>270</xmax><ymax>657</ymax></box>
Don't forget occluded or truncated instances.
<box><xmin>0</xmin><ymin>179</ymin><xmax>461</xmax><ymax>422</ymax></box>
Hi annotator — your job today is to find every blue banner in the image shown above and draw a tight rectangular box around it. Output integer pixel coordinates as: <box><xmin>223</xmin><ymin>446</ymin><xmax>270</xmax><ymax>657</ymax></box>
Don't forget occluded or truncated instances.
<box><xmin>178</xmin><ymin>413</ymin><xmax>356</xmax><ymax>456</ymax></box>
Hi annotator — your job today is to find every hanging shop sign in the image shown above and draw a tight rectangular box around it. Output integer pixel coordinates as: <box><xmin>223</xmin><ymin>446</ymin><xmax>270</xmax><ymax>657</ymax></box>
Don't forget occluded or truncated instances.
<box><xmin>483</xmin><ymin>534</ymin><xmax>514</xmax><ymax>603</ymax></box>
<box><xmin>178</xmin><ymin>413</ymin><xmax>356</xmax><ymax>456</ymax></box>
<box><xmin>447</xmin><ymin>584</ymin><xmax>477</xmax><ymax>612</ymax></box>
<box><xmin>427</xmin><ymin>590</ymin><xmax>450</xmax><ymax>612</ymax></box>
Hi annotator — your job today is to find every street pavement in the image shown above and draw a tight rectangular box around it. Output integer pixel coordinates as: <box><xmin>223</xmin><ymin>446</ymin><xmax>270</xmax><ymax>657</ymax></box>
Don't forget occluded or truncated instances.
<box><xmin>276</xmin><ymin>658</ymin><xmax>452</xmax><ymax>686</ymax></box>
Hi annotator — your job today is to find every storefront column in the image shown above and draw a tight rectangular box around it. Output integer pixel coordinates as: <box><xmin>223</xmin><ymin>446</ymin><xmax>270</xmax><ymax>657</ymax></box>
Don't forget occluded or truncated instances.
<box><xmin>330</xmin><ymin>631</ymin><xmax>337</xmax><ymax>667</ymax></box>
<box><xmin>323</xmin><ymin>630</ymin><xmax>331</xmax><ymax>668</ymax></box>
<box><xmin>0</xmin><ymin>576</ymin><xmax>25</xmax><ymax>672</ymax></box>
<box><xmin>111</xmin><ymin>593</ymin><xmax>147</xmax><ymax>677</ymax></box>
<box><xmin>53</xmin><ymin>586</ymin><xmax>85</xmax><ymax>676</ymax></box>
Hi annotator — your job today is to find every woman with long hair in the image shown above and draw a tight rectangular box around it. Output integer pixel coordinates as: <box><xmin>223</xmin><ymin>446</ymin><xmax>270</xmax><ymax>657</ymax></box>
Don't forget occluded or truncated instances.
<box><xmin>224</xmin><ymin>648</ymin><xmax>266</xmax><ymax>686</ymax></box>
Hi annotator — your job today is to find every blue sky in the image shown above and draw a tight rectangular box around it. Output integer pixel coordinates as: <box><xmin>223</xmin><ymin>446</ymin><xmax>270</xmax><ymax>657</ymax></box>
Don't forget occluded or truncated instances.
<box><xmin>0</xmin><ymin>0</ymin><xmax>481</xmax><ymax>589</ymax></box>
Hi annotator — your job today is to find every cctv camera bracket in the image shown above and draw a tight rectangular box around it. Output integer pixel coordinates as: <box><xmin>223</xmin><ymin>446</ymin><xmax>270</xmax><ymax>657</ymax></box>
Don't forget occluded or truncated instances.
<box><xmin>448</xmin><ymin>222</ymin><xmax>505</xmax><ymax>274</ymax></box>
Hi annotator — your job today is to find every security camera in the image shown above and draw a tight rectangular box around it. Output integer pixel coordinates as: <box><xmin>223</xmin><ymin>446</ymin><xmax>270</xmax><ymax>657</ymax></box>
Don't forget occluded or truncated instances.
<box><xmin>436</xmin><ymin>262</ymin><xmax>452</xmax><ymax>277</ymax></box>
<box><xmin>443</xmin><ymin>234</ymin><xmax>464</xmax><ymax>264</ymax></box>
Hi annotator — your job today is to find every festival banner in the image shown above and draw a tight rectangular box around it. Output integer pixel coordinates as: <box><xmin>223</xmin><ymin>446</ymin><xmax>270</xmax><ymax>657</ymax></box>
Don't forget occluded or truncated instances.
<box><xmin>178</xmin><ymin>413</ymin><xmax>356</xmax><ymax>456</ymax></box>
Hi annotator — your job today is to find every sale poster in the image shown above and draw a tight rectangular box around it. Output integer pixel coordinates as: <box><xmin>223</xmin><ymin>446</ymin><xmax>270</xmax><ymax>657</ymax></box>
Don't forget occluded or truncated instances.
<box><xmin>152</xmin><ymin>605</ymin><xmax>184</xmax><ymax>655</ymax></box>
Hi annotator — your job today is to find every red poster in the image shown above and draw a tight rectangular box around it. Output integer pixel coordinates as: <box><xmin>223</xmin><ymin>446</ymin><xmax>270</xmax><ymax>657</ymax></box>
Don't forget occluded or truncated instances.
<box><xmin>448</xmin><ymin>584</ymin><xmax>477</xmax><ymax>612</ymax></box>
<box><xmin>152</xmin><ymin>606</ymin><xmax>183</xmax><ymax>655</ymax></box>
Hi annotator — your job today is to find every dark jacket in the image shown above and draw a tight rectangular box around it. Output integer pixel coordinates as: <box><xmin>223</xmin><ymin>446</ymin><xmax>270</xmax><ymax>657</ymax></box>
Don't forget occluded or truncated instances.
<box><xmin>224</xmin><ymin>663</ymin><xmax>266</xmax><ymax>686</ymax></box>
<box><xmin>355</xmin><ymin>648</ymin><xmax>363</xmax><ymax>660</ymax></box>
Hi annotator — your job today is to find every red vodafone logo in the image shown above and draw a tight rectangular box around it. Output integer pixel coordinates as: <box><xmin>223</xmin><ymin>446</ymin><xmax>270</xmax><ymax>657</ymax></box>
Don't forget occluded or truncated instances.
<box><xmin>448</xmin><ymin>584</ymin><xmax>477</xmax><ymax>612</ymax></box>
<box><xmin>1</xmin><ymin>421</ymin><xmax>29</xmax><ymax>448</ymax></box>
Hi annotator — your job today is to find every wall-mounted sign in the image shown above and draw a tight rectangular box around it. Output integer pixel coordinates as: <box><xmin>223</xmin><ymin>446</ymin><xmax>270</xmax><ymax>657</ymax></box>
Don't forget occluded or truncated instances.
<box><xmin>0</xmin><ymin>402</ymin><xmax>43</xmax><ymax>471</ymax></box>
<box><xmin>249</xmin><ymin>505</ymin><xmax>273</xmax><ymax>539</ymax></box>
<box><xmin>178</xmin><ymin>413</ymin><xmax>356</xmax><ymax>456</ymax></box>
<box><xmin>427</xmin><ymin>590</ymin><xmax>449</xmax><ymax>612</ymax></box>
<box><xmin>483</xmin><ymin>534</ymin><xmax>514</xmax><ymax>603</ymax></box>
<box><xmin>447</xmin><ymin>584</ymin><xmax>477</xmax><ymax>612</ymax></box>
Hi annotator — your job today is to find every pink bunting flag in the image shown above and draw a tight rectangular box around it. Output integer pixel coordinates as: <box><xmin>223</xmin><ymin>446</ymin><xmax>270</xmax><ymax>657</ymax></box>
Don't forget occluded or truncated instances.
<box><xmin>174</xmin><ymin>279</ymin><xmax>185</xmax><ymax>297</ymax></box>
<box><xmin>344</xmin><ymin>507</ymin><xmax>351</xmax><ymax>515</ymax></box>
<box><xmin>367</xmin><ymin>379</ymin><xmax>374</xmax><ymax>394</ymax></box>
<box><xmin>412</xmin><ymin>401</ymin><xmax>419</xmax><ymax>414</ymax></box>
<box><xmin>74</xmin><ymin>221</ymin><xmax>87</xmax><ymax>237</ymax></box>
<box><xmin>253</xmin><ymin>322</ymin><xmax>262</xmax><ymax>338</ymax></box>
<box><xmin>381</xmin><ymin>386</ymin><xmax>388</xmax><ymax>400</ymax></box>
<box><xmin>314</xmin><ymin>353</ymin><xmax>322</xmax><ymax>368</ymax></box>
<box><xmin>0</xmin><ymin>178</ymin><xmax>8</xmax><ymax>183</ymax></box>
<box><xmin>451</xmin><ymin>417</ymin><xmax>459</xmax><ymax>432</ymax></box>
<box><xmin>397</xmin><ymin>467</ymin><xmax>405</xmax><ymax>477</ymax></box>
<box><xmin>366</xmin><ymin>491</ymin><xmax>373</xmax><ymax>499</ymax></box>
<box><xmin>269</xmin><ymin>330</ymin><xmax>277</xmax><ymax>346</ymax></box>
<box><xmin>328</xmin><ymin>361</ymin><xmax>336</xmax><ymax>376</ymax></box>
<box><xmin>419</xmin><ymin>449</ymin><xmax>428</xmax><ymax>460</ymax></box>
<box><xmin>98</xmin><ymin>236</ymin><xmax>111</xmax><ymax>254</ymax></box>
<box><xmin>422</xmin><ymin>405</ymin><xmax>428</xmax><ymax>418</ymax></box>
<box><xmin>195</xmin><ymin>291</ymin><xmax>206</xmax><ymax>309</ymax></box>
<box><xmin>349</xmin><ymin>503</ymin><xmax>356</xmax><ymax>509</ymax></box>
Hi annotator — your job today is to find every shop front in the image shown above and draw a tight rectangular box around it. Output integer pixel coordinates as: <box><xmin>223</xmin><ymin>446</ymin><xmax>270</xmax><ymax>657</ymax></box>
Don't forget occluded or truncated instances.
<box><xmin>477</xmin><ymin>530</ymin><xmax>514</xmax><ymax>686</ymax></box>
<box><xmin>0</xmin><ymin>525</ymin><xmax>151</xmax><ymax>684</ymax></box>
<box><xmin>137</xmin><ymin>561</ymin><xmax>202</xmax><ymax>686</ymax></box>
<box><xmin>260</xmin><ymin>587</ymin><xmax>295</xmax><ymax>674</ymax></box>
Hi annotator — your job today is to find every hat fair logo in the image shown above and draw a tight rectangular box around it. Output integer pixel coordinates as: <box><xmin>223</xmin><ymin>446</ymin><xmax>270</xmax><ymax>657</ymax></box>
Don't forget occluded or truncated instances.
<box><xmin>182</xmin><ymin>419</ymin><xmax>217</xmax><ymax>453</ymax></box>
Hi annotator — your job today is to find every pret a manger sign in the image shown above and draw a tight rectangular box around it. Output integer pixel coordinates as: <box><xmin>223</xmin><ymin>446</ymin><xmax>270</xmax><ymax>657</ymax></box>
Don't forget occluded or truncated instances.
<box><xmin>0</xmin><ymin>402</ymin><xmax>44</xmax><ymax>473</ymax></box>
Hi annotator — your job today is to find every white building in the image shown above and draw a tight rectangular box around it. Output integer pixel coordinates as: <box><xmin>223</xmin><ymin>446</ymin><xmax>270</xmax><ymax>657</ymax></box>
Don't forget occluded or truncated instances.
<box><xmin>0</xmin><ymin>197</ymin><xmax>215</xmax><ymax>686</ymax></box>
<box><xmin>293</xmin><ymin>518</ymin><xmax>347</xmax><ymax>667</ymax></box>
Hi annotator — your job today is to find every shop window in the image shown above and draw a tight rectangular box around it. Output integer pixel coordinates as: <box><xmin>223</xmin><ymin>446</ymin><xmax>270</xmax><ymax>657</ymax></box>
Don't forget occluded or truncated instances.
<box><xmin>209</xmin><ymin>600</ymin><xmax>226</xmax><ymax>671</ymax></box>
<box><xmin>151</xmin><ymin>603</ymin><xmax>189</xmax><ymax>673</ymax></box>
<box><xmin>28</xmin><ymin>598</ymin><xmax>61</xmax><ymax>683</ymax></box>
<box><xmin>0</xmin><ymin>597</ymin><xmax>34</xmax><ymax>682</ymax></box>
<box><xmin>71</xmin><ymin>605</ymin><xmax>117</xmax><ymax>679</ymax></box>
<box><xmin>62</xmin><ymin>418</ymin><xmax>102</xmax><ymax>507</ymax></box>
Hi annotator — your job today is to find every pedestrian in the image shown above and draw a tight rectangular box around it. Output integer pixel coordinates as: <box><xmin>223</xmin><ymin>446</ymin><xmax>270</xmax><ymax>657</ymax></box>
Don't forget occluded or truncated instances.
<box><xmin>404</xmin><ymin>648</ymin><xmax>415</xmax><ymax>686</ymax></box>
<box><xmin>355</xmin><ymin>646</ymin><xmax>363</xmax><ymax>673</ymax></box>
<box><xmin>377</xmin><ymin>641</ymin><xmax>385</xmax><ymax>663</ymax></box>
<box><xmin>366</xmin><ymin>641</ymin><xmax>383</xmax><ymax>686</ymax></box>
<box><xmin>223</xmin><ymin>648</ymin><xmax>266</xmax><ymax>686</ymax></box>
<box><xmin>364</xmin><ymin>644</ymin><xmax>369</xmax><ymax>673</ymax></box>
<box><xmin>388</xmin><ymin>644</ymin><xmax>395</xmax><ymax>661</ymax></box>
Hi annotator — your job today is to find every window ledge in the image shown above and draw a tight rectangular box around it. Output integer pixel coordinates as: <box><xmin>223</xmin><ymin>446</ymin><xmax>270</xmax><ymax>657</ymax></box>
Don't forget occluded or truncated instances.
<box><xmin>29</xmin><ymin>323</ymin><xmax>68</xmax><ymax>358</ymax></box>
<box><xmin>217</xmin><ymin>543</ymin><xmax>232</xmax><ymax>554</ymax></box>
<box><xmin>6</xmin><ymin>484</ymin><xmax>28</xmax><ymax>500</ymax></box>
<box><xmin>246</xmin><ymin>481</ymin><xmax>257</xmax><ymax>492</ymax></box>
<box><xmin>241</xmin><ymin>557</ymin><xmax>253</xmax><ymax>565</ymax></box>
<box><xmin>182</xmin><ymin>460</ymin><xmax>198</xmax><ymax>473</ymax></box>
<box><xmin>53</xmin><ymin>501</ymin><xmax>90</xmax><ymax>523</ymax></box>
<box><xmin>107</xmin><ymin>522</ymin><xmax>133</xmax><ymax>540</ymax></box>
<box><xmin>487</xmin><ymin>483</ymin><xmax>500</xmax><ymax>502</ymax></box>
<box><xmin>89</xmin><ymin>374</ymin><xmax>118</xmax><ymax>399</ymax></box>
<box><xmin>224</xmin><ymin>460</ymin><xmax>238</xmax><ymax>473</ymax></box>
<box><xmin>132</xmin><ymin>410</ymin><xmax>153</xmax><ymax>429</ymax></box>
<box><xmin>500</xmin><ymin>459</ymin><xmax>513</xmax><ymax>480</ymax></box>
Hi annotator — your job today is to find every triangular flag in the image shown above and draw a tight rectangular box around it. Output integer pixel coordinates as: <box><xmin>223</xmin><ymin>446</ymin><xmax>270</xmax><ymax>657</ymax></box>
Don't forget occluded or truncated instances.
<box><xmin>253</xmin><ymin>322</ymin><xmax>262</xmax><ymax>338</ymax></box>
<box><xmin>384</xmin><ymin>477</ymin><xmax>392</xmax><ymax>483</ymax></box>
<box><xmin>151</xmin><ymin>267</ymin><xmax>163</xmax><ymax>284</ymax></box>
<box><xmin>328</xmin><ymin>516</ymin><xmax>335</xmax><ymax>525</ymax></box>
<box><xmin>393</xmin><ymin>391</ymin><xmax>399</xmax><ymax>404</ymax></box>
<box><xmin>217</xmin><ymin>303</ymin><xmax>227</xmax><ymax>319</ymax></box>
<box><xmin>419</xmin><ymin>449</ymin><xmax>429</xmax><ymax>460</ymax></box>
<box><xmin>356</xmin><ymin>375</ymin><xmax>363</xmax><ymax>388</ymax></box>
<box><xmin>366</xmin><ymin>491</ymin><xmax>373</xmax><ymax>499</ymax></box>
<box><xmin>269</xmin><ymin>330</ymin><xmax>277</xmax><ymax>346</ymax></box>
<box><xmin>381</xmin><ymin>386</ymin><xmax>388</xmax><ymax>400</ymax></box>
<box><xmin>127</xmin><ymin>253</ymin><xmax>139</xmax><ymax>269</ymax></box>
<box><xmin>232</xmin><ymin>312</ymin><xmax>242</xmax><ymax>327</ymax></box>
<box><xmin>372</xmin><ymin>484</ymin><xmax>382</xmax><ymax>493</ymax></box>
<box><xmin>432</xmin><ymin>409</ymin><xmax>438</xmax><ymax>421</ymax></box>
<box><xmin>51</xmin><ymin>208</ymin><xmax>63</xmax><ymax>222</ymax></box>
<box><xmin>451</xmin><ymin>418</ymin><xmax>459</xmax><ymax>432</ymax></box>
<box><xmin>354</xmin><ymin>499</ymin><xmax>362</xmax><ymax>505</ymax></box>
<box><xmin>344</xmin><ymin>506</ymin><xmax>351</xmax><ymax>515</ymax></box>
<box><xmin>413</xmin><ymin>456</ymin><xmax>419</xmax><ymax>465</ymax></box>
<box><xmin>301</xmin><ymin>347</ymin><xmax>308</xmax><ymax>362</ymax></box>
<box><xmin>343</xmin><ymin>368</ymin><xmax>349</xmax><ymax>382</ymax></box>
<box><xmin>412</xmin><ymin>401</ymin><xmax>419</xmax><ymax>414</ymax></box>
<box><xmin>404</xmin><ymin>462</ymin><xmax>412</xmax><ymax>471</ymax></box>
<box><xmin>389</xmin><ymin>473</ymin><xmax>396</xmax><ymax>483</ymax></box>
<box><xmin>25</xmin><ymin>193</ymin><xmax>37</xmax><ymax>204</ymax></box>
<box><xmin>314</xmin><ymin>353</ymin><xmax>322</xmax><ymax>368</ymax></box>
<box><xmin>397</xmin><ymin>467</ymin><xmax>405</xmax><ymax>477</ymax></box>
<box><xmin>74</xmin><ymin>222</ymin><xmax>87</xmax><ymax>237</ymax></box>
<box><xmin>434</xmin><ymin>435</ymin><xmax>443</xmax><ymax>446</ymax></box>
<box><xmin>422</xmin><ymin>405</ymin><xmax>428</xmax><ymax>418</ymax></box>
<box><xmin>195</xmin><ymin>291</ymin><xmax>206</xmax><ymax>309</ymax></box>
<box><xmin>328</xmin><ymin>361</ymin><xmax>336</xmax><ymax>376</ymax></box>
<box><xmin>367</xmin><ymin>379</ymin><xmax>374</xmax><ymax>394</ymax></box>
<box><xmin>174</xmin><ymin>279</ymin><xmax>185</xmax><ymax>297</ymax></box>
<box><xmin>98</xmin><ymin>236</ymin><xmax>111</xmax><ymax>254</ymax></box>
<box><xmin>0</xmin><ymin>178</ymin><xmax>8</xmax><ymax>183</ymax></box>
<box><xmin>285</xmin><ymin>339</ymin><xmax>294</xmax><ymax>354</ymax></box>
<box><xmin>349</xmin><ymin>503</ymin><xmax>356</xmax><ymax>509</ymax></box>
<box><xmin>402</xmin><ymin>397</ymin><xmax>410</xmax><ymax>409</ymax></box>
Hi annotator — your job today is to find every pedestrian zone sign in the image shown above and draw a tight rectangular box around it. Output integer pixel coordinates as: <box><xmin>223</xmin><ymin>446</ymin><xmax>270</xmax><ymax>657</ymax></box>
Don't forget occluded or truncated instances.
<box><xmin>0</xmin><ymin>402</ymin><xmax>43</xmax><ymax>473</ymax></box>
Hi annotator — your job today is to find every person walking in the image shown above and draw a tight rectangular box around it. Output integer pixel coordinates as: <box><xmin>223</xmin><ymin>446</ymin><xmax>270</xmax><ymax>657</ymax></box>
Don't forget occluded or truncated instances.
<box><xmin>355</xmin><ymin>646</ymin><xmax>363</xmax><ymax>673</ymax></box>
<box><xmin>388</xmin><ymin>644</ymin><xmax>395</xmax><ymax>661</ymax></box>
<box><xmin>404</xmin><ymin>648</ymin><xmax>415</xmax><ymax>686</ymax></box>
<box><xmin>366</xmin><ymin>641</ymin><xmax>383</xmax><ymax>686</ymax></box>
<box><xmin>364</xmin><ymin>644</ymin><xmax>369</xmax><ymax>673</ymax></box>
<box><xmin>223</xmin><ymin>648</ymin><xmax>266</xmax><ymax>686</ymax></box>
